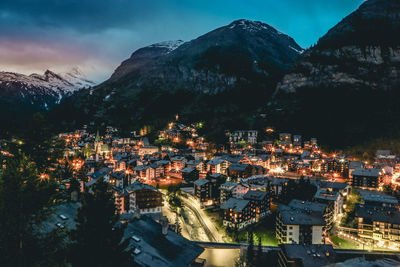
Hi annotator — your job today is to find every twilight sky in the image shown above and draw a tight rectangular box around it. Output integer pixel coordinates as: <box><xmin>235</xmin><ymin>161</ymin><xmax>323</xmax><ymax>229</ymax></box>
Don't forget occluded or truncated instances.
<box><xmin>0</xmin><ymin>0</ymin><xmax>364</xmax><ymax>82</ymax></box>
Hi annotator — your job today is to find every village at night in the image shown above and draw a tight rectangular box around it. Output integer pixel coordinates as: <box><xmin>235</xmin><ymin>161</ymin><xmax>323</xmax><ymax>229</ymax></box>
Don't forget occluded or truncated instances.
<box><xmin>1</xmin><ymin>0</ymin><xmax>400</xmax><ymax>266</ymax></box>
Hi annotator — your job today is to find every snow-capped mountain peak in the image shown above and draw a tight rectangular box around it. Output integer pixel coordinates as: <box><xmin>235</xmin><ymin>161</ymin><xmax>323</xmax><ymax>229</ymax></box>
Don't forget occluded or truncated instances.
<box><xmin>0</xmin><ymin>68</ymin><xmax>96</xmax><ymax>109</ymax></box>
<box><xmin>228</xmin><ymin>19</ymin><xmax>274</xmax><ymax>32</ymax></box>
<box><xmin>61</xmin><ymin>67</ymin><xmax>96</xmax><ymax>91</ymax></box>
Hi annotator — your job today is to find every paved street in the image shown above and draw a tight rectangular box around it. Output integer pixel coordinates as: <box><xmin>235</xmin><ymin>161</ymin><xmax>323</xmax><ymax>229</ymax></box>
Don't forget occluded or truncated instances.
<box><xmin>181</xmin><ymin>194</ymin><xmax>225</xmax><ymax>243</ymax></box>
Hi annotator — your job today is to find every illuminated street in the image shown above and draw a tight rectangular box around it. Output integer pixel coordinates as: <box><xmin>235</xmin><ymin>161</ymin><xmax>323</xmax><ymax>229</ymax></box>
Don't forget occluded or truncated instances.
<box><xmin>181</xmin><ymin>194</ymin><xmax>225</xmax><ymax>243</ymax></box>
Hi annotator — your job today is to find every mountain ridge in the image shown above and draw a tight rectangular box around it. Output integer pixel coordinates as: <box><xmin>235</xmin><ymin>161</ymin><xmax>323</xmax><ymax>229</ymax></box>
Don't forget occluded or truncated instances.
<box><xmin>0</xmin><ymin>68</ymin><xmax>96</xmax><ymax>135</ymax></box>
<box><xmin>271</xmin><ymin>0</ymin><xmax>400</xmax><ymax>147</ymax></box>
<box><xmin>49</xmin><ymin>19</ymin><xmax>303</xmax><ymax>141</ymax></box>
<box><xmin>104</xmin><ymin>19</ymin><xmax>303</xmax><ymax>94</ymax></box>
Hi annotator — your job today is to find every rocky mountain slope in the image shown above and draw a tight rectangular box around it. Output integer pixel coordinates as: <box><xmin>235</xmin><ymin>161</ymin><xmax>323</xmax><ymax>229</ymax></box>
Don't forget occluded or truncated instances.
<box><xmin>105</xmin><ymin>19</ymin><xmax>303</xmax><ymax>94</ymax></box>
<box><xmin>271</xmin><ymin>0</ymin><xmax>400</xmax><ymax>147</ymax></box>
<box><xmin>54</xmin><ymin>19</ymin><xmax>303</xmax><ymax>140</ymax></box>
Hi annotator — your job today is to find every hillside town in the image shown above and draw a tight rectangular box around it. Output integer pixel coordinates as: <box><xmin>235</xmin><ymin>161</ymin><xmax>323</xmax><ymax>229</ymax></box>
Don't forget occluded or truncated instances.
<box><xmin>37</xmin><ymin>118</ymin><xmax>400</xmax><ymax>266</ymax></box>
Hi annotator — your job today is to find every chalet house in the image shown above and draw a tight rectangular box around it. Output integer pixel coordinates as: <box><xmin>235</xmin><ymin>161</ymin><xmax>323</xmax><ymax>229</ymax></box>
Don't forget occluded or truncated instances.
<box><xmin>115</xmin><ymin>159</ymin><xmax>127</xmax><ymax>171</ymax></box>
<box><xmin>251</xmin><ymin>154</ymin><xmax>271</xmax><ymax>169</ymax></box>
<box><xmin>138</xmin><ymin>146</ymin><xmax>159</xmax><ymax>156</ymax></box>
<box><xmin>186</xmin><ymin>160</ymin><xmax>205</xmax><ymax>173</ymax></box>
<box><xmin>316</xmin><ymin>181</ymin><xmax>350</xmax><ymax>197</ymax></box>
<box><xmin>220</xmin><ymin>181</ymin><xmax>239</xmax><ymax>205</ymax></box>
<box><xmin>313</xmin><ymin>189</ymin><xmax>342</xmax><ymax>225</ymax></box>
<box><xmin>357</xmin><ymin>189</ymin><xmax>398</xmax><ymax>208</ymax></box>
<box><xmin>348</xmin><ymin>161</ymin><xmax>365</xmax><ymax>176</ymax></box>
<box><xmin>206</xmin><ymin>158</ymin><xmax>230</xmax><ymax>175</ymax></box>
<box><xmin>269</xmin><ymin>178</ymin><xmax>289</xmax><ymax>198</ymax></box>
<box><xmin>194</xmin><ymin>179</ymin><xmax>213</xmax><ymax>208</ymax></box>
<box><xmin>148</xmin><ymin>163</ymin><xmax>164</xmax><ymax>179</ymax></box>
<box><xmin>227</xmin><ymin>163</ymin><xmax>253</xmax><ymax>178</ymax></box>
<box><xmin>155</xmin><ymin>160</ymin><xmax>171</xmax><ymax>175</ymax></box>
<box><xmin>112</xmin><ymin>186</ymin><xmax>129</xmax><ymax>214</ymax></box>
<box><xmin>193</xmin><ymin>174</ymin><xmax>226</xmax><ymax>208</ymax></box>
<box><xmin>276</xmin><ymin>203</ymin><xmax>325</xmax><ymax>245</ymax></box>
<box><xmin>243</xmin><ymin>190</ymin><xmax>269</xmax><ymax>221</ymax></box>
<box><xmin>134</xmin><ymin>165</ymin><xmax>151</xmax><ymax>180</ymax></box>
<box><xmin>355</xmin><ymin>204</ymin><xmax>400</xmax><ymax>249</ymax></box>
<box><xmin>171</xmin><ymin>156</ymin><xmax>187</xmax><ymax>171</ymax></box>
<box><xmin>351</xmin><ymin>168</ymin><xmax>382</xmax><ymax>188</ymax></box>
<box><xmin>125</xmin><ymin>182</ymin><xmax>163</xmax><ymax>216</ymax></box>
<box><xmin>261</xmin><ymin>141</ymin><xmax>273</xmax><ymax>152</ymax></box>
<box><xmin>232</xmin><ymin>183</ymin><xmax>250</xmax><ymax>199</ymax></box>
<box><xmin>288</xmin><ymin>199</ymin><xmax>331</xmax><ymax>230</ymax></box>
<box><xmin>220</xmin><ymin>198</ymin><xmax>253</xmax><ymax>229</ymax></box>
<box><xmin>222</xmin><ymin>155</ymin><xmax>251</xmax><ymax>165</ymax></box>
<box><xmin>181</xmin><ymin>167</ymin><xmax>199</xmax><ymax>182</ymax></box>
<box><xmin>109</xmin><ymin>171</ymin><xmax>126</xmax><ymax>187</ymax></box>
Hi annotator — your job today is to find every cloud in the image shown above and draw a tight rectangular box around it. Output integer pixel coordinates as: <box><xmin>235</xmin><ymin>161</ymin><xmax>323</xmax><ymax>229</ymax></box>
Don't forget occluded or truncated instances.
<box><xmin>0</xmin><ymin>0</ymin><xmax>364</xmax><ymax>82</ymax></box>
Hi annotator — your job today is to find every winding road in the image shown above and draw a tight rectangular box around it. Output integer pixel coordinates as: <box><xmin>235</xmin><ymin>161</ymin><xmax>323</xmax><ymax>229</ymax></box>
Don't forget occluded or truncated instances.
<box><xmin>181</xmin><ymin>194</ymin><xmax>224</xmax><ymax>242</ymax></box>
<box><xmin>182</xmin><ymin>198</ymin><xmax>217</xmax><ymax>242</ymax></box>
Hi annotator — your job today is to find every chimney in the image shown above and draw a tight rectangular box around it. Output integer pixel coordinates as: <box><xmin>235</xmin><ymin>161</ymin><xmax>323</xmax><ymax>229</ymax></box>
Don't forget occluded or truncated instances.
<box><xmin>160</xmin><ymin>216</ymin><xmax>169</xmax><ymax>235</ymax></box>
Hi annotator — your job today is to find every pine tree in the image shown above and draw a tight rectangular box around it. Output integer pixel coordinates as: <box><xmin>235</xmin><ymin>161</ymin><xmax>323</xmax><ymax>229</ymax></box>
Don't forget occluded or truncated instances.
<box><xmin>16</xmin><ymin>113</ymin><xmax>65</xmax><ymax>173</ymax></box>
<box><xmin>175</xmin><ymin>213</ymin><xmax>182</xmax><ymax>235</ymax></box>
<box><xmin>69</xmin><ymin>179</ymin><xmax>130</xmax><ymax>267</ymax></box>
<box><xmin>0</xmin><ymin>154</ymin><xmax>58</xmax><ymax>266</ymax></box>
<box><xmin>246</xmin><ymin>231</ymin><xmax>255</xmax><ymax>267</ymax></box>
<box><xmin>256</xmin><ymin>237</ymin><xmax>263</xmax><ymax>267</ymax></box>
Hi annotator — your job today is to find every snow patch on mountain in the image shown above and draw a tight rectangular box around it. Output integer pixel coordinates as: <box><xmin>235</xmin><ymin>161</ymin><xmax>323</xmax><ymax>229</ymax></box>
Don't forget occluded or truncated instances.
<box><xmin>0</xmin><ymin>68</ymin><xmax>95</xmax><ymax>95</ymax></box>
<box><xmin>149</xmin><ymin>40</ymin><xmax>184</xmax><ymax>53</ymax></box>
<box><xmin>0</xmin><ymin>68</ymin><xmax>96</xmax><ymax>109</ymax></box>
<box><xmin>289</xmin><ymin>46</ymin><xmax>304</xmax><ymax>54</ymax></box>
<box><xmin>229</xmin><ymin>19</ymin><xmax>280</xmax><ymax>34</ymax></box>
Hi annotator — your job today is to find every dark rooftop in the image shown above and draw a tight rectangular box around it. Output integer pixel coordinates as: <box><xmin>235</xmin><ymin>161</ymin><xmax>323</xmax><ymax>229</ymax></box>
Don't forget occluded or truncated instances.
<box><xmin>220</xmin><ymin>198</ymin><xmax>250</xmax><ymax>212</ymax></box>
<box><xmin>352</xmin><ymin>168</ymin><xmax>381</xmax><ymax>177</ymax></box>
<box><xmin>125</xmin><ymin>182</ymin><xmax>159</xmax><ymax>193</ymax></box>
<box><xmin>357</xmin><ymin>189</ymin><xmax>398</xmax><ymax>205</ymax></box>
<box><xmin>288</xmin><ymin>199</ymin><xmax>327</xmax><ymax>213</ymax></box>
<box><xmin>281</xmin><ymin>244</ymin><xmax>336</xmax><ymax>267</ymax></box>
<box><xmin>125</xmin><ymin>216</ymin><xmax>204</xmax><ymax>267</ymax></box>
<box><xmin>355</xmin><ymin>204</ymin><xmax>400</xmax><ymax>224</ymax></box>
<box><xmin>279</xmin><ymin>204</ymin><xmax>325</xmax><ymax>226</ymax></box>
<box><xmin>243</xmin><ymin>190</ymin><xmax>267</xmax><ymax>201</ymax></box>
<box><xmin>194</xmin><ymin>178</ymin><xmax>210</xmax><ymax>186</ymax></box>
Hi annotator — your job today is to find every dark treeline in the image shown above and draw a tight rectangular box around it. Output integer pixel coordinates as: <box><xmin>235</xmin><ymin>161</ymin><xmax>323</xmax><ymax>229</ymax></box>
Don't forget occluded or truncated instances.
<box><xmin>0</xmin><ymin>123</ymin><xmax>132</xmax><ymax>267</ymax></box>
<box><xmin>48</xmin><ymin>76</ymin><xmax>277</xmax><ymax>144</ymax></box>
<box><xmin>270</xmin><ymin>83</ymin><xmax>400</xmax><ymax>151</ymax></box>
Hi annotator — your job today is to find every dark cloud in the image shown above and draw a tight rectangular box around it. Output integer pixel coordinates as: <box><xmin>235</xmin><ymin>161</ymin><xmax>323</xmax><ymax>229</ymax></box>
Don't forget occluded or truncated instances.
<box><xmin>0</xmin><ymin>0</ymin><xmax>364</xmax><ymax>81</ymax></box>
<box><xmin>0</xmin><ymin>0</ymin><xmax>163</xmax><ymax>32</ymax></box>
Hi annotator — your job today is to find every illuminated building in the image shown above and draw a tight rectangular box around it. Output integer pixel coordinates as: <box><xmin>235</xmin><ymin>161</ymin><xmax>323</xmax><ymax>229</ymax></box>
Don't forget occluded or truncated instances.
<box><xmin>351</xmin><ymin>168</ymin><xmax>382</xmax><ymax>188</ymax></box>
<box><xmin>355</xmin><ymin>204</ymin><xmax>400</xmax><ymax>249</ymax></box>
<box><xmin>220</xmin><ymin>198</ymin><xmax>253</xmax><ymax>229</ymax></box>
<box><xmin>126</xmin><ymin>182</ymin><xmax>163</xmax><ymax>216</ymax></box>
<box><xmin>276</xmin><ymin>203</ymin><xmax>325</xmax><ymax>245</ymax></box>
